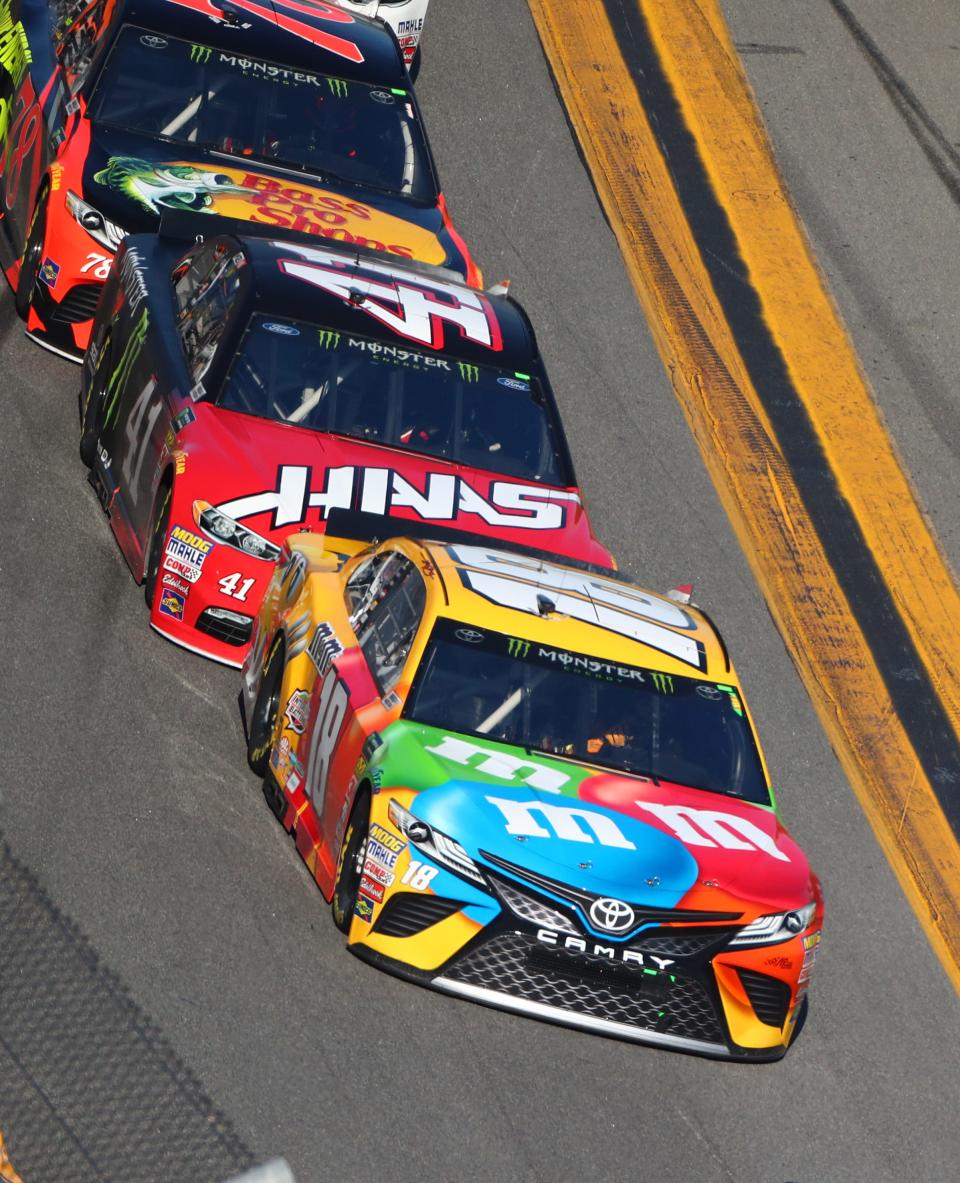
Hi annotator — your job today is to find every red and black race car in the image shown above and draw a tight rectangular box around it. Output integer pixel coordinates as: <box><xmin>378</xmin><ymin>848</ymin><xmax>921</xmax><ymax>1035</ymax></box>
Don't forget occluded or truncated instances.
<box><xmin>79</xmin><ymin>227</ymin><xmax>613</xmax><ymax>665</ymax></box>
<box><xmin>0</xmin><ymin>0</ymin><xmax>477</xmax><ymax>360</ymax></box>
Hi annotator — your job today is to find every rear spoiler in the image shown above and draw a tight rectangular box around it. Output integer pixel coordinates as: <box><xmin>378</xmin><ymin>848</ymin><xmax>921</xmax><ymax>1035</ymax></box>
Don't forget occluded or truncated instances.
<box><xmin>322</xmin><ymin>509</ymin><xmax>624</xmax><ymax>581</ymax></box>
<box><xmin>156</xmin><ymin>208</ymin><xmax>468</xmax><ymax>285</ymax></box>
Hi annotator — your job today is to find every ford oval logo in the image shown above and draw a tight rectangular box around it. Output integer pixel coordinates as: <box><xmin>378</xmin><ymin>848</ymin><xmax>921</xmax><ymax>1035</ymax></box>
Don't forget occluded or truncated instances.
<box><xmin>588</xmin><ymin>897</ymin><xmax>636</xmax><ymax>933</ymax></box>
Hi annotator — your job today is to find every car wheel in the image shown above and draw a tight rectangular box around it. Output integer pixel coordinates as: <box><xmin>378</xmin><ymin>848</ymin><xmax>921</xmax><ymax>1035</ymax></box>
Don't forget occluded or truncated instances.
<box><xmin>15</xmin><ymin>186</ymin><xmax>49</xmax><ymax>319</ymax></box>
<box><xmin>331</xmin><ymin>791</ymin><xmax>370</xmax><ymax>934</ymax></box>
<box><xmin>247</xmin><ymin>636</ymin><xmax>284</xmax><ymax>776</ymax></box>
<box><xmin>79</xmin><ymin>336</ymin><xmax>112</xmax><ymax>467</ymax></box>
<box><xmin>261</xmin><ymin>765</ymin><xmax>288</xmax><ymax>825</ymax></box>
<box><xmin>143</xmin><ymin>482</ymin><xmax>172</xmax><ymax>609</ymax></box>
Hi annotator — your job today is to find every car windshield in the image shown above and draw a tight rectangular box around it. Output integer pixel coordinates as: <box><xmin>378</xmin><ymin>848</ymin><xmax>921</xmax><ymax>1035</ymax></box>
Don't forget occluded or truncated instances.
<box><xmin>405</xmin><ymin>618</ymin><xmax>771</xmax><ymax>804</ymax></box>
<box><xmin>215</xmin><ymin>315</ymin><xmax>572</xmax><ymax>484</ymax></box>
<box><xmin>89</xmin><ymin>27</ymin><xmax>435</xmax><ymax>201</ymax></box>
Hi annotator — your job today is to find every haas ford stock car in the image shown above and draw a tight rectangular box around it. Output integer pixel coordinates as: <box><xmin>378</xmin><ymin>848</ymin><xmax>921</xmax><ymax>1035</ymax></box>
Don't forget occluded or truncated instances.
<box><xmin>334</xmin><ymin>1</ymin><xmax>429</xmax><ymax>71</ymax></box>
<box><xmin>79</xmin><ymin>231</ymin><xmax>612</xmax><ymax>665</ymax></box>
<box><xmin>240</xmin><ymin>523</ymin><xmax>824</xmax><ymax>1060</ymax></box>
<box><xmin>0</xmin><ymin>0</ymin><xmax>476</xmax><ymax>359</ymax></box>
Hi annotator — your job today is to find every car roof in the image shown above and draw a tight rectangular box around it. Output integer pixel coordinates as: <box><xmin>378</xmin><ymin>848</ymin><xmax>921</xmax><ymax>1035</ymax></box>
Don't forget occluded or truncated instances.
<box><xmin>121</xmin><ymin>0</ymin><xmax>406</xmax><ymax>82</ymax></box>
<box><xmin>310</xmin><ymin>521</ymin><xmax>730</xmax><ymax>680</ymax></box>
<box><xmin>418</xmin><ymin>539</ymin><xmax>731</xmax><ymax>680</ymax></box>
<box><xmin>234</xmin><ymin>236</ymin><xmax>542</xmax><ymax>371</ymax></box>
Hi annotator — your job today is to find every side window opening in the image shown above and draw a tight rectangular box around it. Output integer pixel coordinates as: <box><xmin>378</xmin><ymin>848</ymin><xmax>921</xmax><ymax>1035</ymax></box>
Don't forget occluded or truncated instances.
<box><xmin>347</xmin><ymin>552</ymin><xmax>426</xmax><ymax>693</ymax></box>
<box><xmin>172</xmin><ymin>241</ymin><xmax>245</xmax><ymax>383</ymax></box>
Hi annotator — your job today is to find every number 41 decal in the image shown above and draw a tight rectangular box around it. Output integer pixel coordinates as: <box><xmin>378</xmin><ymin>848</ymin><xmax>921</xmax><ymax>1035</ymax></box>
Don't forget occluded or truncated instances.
<box><xmin>219</xmin><ymin>573</ymin><xmax>256</xmax><ymax>601</ymax></box>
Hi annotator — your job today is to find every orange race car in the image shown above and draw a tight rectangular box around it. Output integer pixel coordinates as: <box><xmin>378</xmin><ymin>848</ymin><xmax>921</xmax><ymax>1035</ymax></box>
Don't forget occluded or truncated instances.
<box><xmin>0</xmin><ymin>0</ymin><xmax>478</xmax><ymax>359</ymax></box>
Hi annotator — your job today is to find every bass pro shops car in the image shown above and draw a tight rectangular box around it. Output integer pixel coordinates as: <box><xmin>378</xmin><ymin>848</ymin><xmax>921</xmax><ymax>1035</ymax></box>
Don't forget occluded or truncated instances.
<box><xmin>0</xmin><ymin>0</ymin><xmax>477</xmax><ymax>359</ymax></box>
<box><xmin>240</xmin><ymin>523</ymin><xmax>824</xmax><ymax>1060</ymax></box>
<box><xmin>334</xmin><ymin>1</ymin><xmax>429</xmax><ymax>71</ymax></box>
<box><xmin>79</xmin><ymin>230</ymin><xmax>612</xmax><ymax>665</ymax></box>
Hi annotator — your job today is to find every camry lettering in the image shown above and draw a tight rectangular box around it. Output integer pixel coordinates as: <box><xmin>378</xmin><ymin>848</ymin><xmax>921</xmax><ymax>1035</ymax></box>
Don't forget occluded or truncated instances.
<box><xmin>637</xmin><ymin>802</ymin><xmax>790</xmax><ymax>862</ymax></box>
<box><xmin>215</xmin><ymin>465</ymin><xmax>579</xmax><ymax>532</ymax></box>
<box><xmin>277</xmin><ymin>244</ymin><xmax>501</xmax><ymax>349</ymax></box>
<box><xmin>425</xmin><ymin>735</ymin><xmax>569</xmax><ymax>793</ymax></box>
<box><xmin>486</xmin><ymin>797</ymin><xmax>637</xmax><ymax>850</ymax></box>
<box><xmin>536</xmin><ymin>930</ymin><xmax>674</xmax><ymax>969</ymax></box>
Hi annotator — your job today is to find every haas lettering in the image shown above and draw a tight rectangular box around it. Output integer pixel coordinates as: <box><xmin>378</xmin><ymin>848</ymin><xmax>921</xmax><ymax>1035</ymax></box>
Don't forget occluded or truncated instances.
<box><xmin>216</xmin><ymin>465</ymin><xmax>580</xmax><ymax>532</ymax></box>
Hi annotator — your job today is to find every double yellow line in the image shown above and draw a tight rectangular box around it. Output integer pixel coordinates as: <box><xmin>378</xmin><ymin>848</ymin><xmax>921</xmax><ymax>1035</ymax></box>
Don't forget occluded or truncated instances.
<box><xmin>527</xmin><ymin>0</ymin><xmax>960</xmax><ymax>988</ymax></box>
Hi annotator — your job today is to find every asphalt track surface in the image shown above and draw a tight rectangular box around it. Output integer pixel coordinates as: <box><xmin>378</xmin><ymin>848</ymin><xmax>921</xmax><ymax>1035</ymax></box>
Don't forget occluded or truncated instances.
<box><xmin>1</xmin><ymin>2</ymin><xmax>959</xmax><ymax>1181</ymax></box>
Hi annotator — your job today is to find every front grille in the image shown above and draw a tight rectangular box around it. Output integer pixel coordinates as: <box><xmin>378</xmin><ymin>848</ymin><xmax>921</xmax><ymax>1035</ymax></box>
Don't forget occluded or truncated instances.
<box><xmin>50</xmin><ymin>283</ymin><xmax>102</xmax><ymax>324</ymax></box>
<box><xmin>632</xmin><ymin>929</ymin><xmax>735</xmax><ymax>958</ymax></box>
<box><xmin>372</xmin><ymin>893</ymin><xmax>462</xmax><ymax>938</ymax></box>
<box><xmin>444</xmin><ymin>932</ymin><xmax>723</xmax><ymax>1044</ymax></box>
<box><xmin>195</xmin><ymin>609</ymin><xmax>253</xmax><ymax>647</ymax></box>
<box><xmin>737</xmin><ymin>968</ymin><xmax>791</xmax><ymax>1028</ymax></box>
<box><xmin>488</xmin><ymin>872</ymin><xmax>575</xmax><ymax>933</ymax></box>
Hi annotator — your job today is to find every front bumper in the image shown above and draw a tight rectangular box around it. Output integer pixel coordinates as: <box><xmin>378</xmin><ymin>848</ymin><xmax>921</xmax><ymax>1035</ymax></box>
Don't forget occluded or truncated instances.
<box><xmin>344</xmin><ymin>814</ymin><xmax>818</xmax><ymax>1060</ymax></box>
<box><xmin>352</xmin><ymin>917</ymin><xmax>798</xmax><ymax>1060</ymax></box>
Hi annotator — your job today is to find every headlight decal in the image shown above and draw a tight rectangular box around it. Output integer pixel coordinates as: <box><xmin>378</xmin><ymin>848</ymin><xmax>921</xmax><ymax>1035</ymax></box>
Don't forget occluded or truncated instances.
<box><xmin>728</xmin><ymin>901</ymin><xmax>817</xmax><ymax>948</ymax></box>
<box><xmin>65</xmin><ymin>190</ymin><xmax>127</xmax><ymax>252</ymax></box>
<box><xmin>388</xmin><ymin>799</ymin><xmax>485</xmax><ymax>886</ymax></box>
<box><xmin>193</xmin><ymin>500</ymin><xmax>281</xmax><ymax>562</ymax></box>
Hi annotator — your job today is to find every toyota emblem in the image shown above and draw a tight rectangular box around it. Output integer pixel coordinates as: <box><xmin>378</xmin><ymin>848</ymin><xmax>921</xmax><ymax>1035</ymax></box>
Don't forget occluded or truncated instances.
<box><xmin>588</xmin><ymin>897</ymin><xmax>636</xmax><ymax>933</ymax></box>
<box><xmin>140</xmin><ymin>34</ymin><xmax>168</xmax><ymax>48</ymax></box>
<box><xmin>455</xmin><ymin>628</ymin><xmax>484</xmax><ymax>644</ymax></box>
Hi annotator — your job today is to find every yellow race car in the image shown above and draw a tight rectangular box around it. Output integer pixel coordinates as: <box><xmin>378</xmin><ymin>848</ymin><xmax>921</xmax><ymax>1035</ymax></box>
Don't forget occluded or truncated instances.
<box><xmin>240</xmin><ymin>511</ymin><xmax>823</xmax><ymax>1059</ymax></box>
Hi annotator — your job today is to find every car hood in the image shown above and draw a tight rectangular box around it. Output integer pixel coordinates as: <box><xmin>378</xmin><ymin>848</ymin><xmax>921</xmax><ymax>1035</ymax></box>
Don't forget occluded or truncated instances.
<box><xmin>83</xmin><ymin>125</ymin><xmax>451</xmax><ymax>267</ymax></box>
<box><xmin>183</xmin><ymin>405</ymin><xmax>608</xmax><ymax>564</ymax></box>
<box><xmin>375</xmin><ymin>722</ymin><xmax>817</xmax><ymax>916</ymax></box>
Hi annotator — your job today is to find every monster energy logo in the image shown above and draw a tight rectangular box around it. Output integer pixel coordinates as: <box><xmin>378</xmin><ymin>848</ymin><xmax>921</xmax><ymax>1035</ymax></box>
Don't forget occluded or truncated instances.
<box><xmin>327</xmin><ymin>78</ymin><xmax>349</xmax><ymax>97</ymax></box>
<box><xmin>190</xmin><ymin>44</ymin><xmax>212</xmax><ymax>63</ymax></box>
<box><xmin>457</xmin><ymin>362</ymin><xmax>480</xmax><ymax>383</ymax></box>
<box><xmin>650</xmin><ymin>672</ymin><xmax>674</xmax><ymax>694</ymax></box>
<box><xmin>103</xmin><ymin>309</ymin><xmax>149</xmax><ymax>429</ymax></box>
<box><xmin>317</xmin><ymin>329</ymin><xmax>341</xmax><ymax>349</ymax></box>
<box><xmin>507</xmin><ymin>637</ymin><xmax>531</xmax><ymax>658</ymax></box>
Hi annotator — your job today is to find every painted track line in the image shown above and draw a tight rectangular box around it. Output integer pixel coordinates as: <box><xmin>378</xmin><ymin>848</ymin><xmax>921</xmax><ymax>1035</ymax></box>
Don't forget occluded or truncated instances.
<box><xmin>527</xmin><ymin>0</ymin><xmax>960</xmax><ymax>989</ymax></box>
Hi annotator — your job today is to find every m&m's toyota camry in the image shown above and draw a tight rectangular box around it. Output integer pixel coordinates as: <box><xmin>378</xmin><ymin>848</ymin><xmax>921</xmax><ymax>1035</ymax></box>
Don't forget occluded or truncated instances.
<box><xmin>0</xmin><ymin>0</ymin><xmax>476</xmax><ymax>359</ymax></box>
<box><xmin>240</xmin><ymin>518</ymin><xmax>823</xmax><ymax>1060</ymax></box>
<box><xmin>79</xmin><ymin>229</ymin><xmax>611</xmax><ymax>665</ymax></box>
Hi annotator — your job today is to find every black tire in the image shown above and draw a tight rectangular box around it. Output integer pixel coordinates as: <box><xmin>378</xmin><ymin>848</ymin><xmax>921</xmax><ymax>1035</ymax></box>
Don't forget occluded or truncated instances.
<box><xmin>247</xmin><ymin>636</ymin><xmax>285</xmax><ymax>775</ymax></box>
<box><xmin>331</xmin><ymin>791</ymin><xmax>370</xmax><ymax>934</ymax></box>
<box><xmin>261</xmin><ymin>766</ymin><xmax>288</xmax><ymax>825</ymax></box>
<box><xmin>15</xmin><ymin>187</ymin><xmax>49</xmax><ymax>320</ymax></box>
<box><xmin>79</xmin><ymin>336</ymin><xmax>112</xmax><ymax>467</ymax></box>
<box><xmin>143</xmin><ymin>482</ymin><xmax>172</xmax><ymax>609</ymax></box>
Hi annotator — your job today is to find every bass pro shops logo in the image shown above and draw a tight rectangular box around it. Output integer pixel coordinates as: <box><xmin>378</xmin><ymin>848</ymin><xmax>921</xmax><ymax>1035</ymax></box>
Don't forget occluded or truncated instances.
<box><xmin>215</xmin><ymin>465</ymin><xmax>581</xmax><ymax>533</ymax></box>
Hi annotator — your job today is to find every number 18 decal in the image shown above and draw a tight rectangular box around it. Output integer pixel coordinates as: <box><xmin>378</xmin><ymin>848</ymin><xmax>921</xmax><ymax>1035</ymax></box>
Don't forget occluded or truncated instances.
<box><xmin>401</xmin><ymin>860</ymin><xmax>438</xmax><ymax>891</ymax></box>
<box><xmin>304</xmin><ymin>672</ymin><xmax>349</xmax><ymax>810</ymax></box>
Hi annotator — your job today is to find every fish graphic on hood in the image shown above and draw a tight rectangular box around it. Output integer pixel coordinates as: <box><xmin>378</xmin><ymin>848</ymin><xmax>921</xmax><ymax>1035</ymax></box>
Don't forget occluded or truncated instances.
<box><xmin>93</xmin><ymin>156</ymin><xmax>248</xmax><ymax>215</ymax></box>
